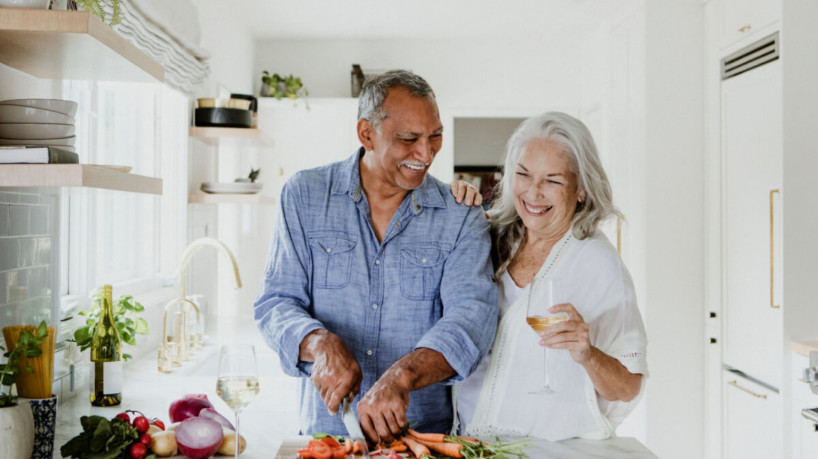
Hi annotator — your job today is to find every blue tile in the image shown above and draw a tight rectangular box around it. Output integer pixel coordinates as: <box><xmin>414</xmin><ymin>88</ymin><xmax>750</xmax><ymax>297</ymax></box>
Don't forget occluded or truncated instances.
<box><xmin>9</xmin><ymin>205</ymin><xmax>29</xmax><ymax>236</ymax></box>
<box><xmin>29</xmin><ymin>206</ymin><xmax>48</xmax><ymax>236</ymax></box>
<box><xmin>0</xmin><ymin>204</ymin><xmax>7</xmax><ymax>236</ymax></box>
<box><xmin>0</xmin><ymin>238</ymin><xmax>18</xmax><ymax>271</ymax></box>
<box><xmin>18</xmin><ymin>238</ymin><xmax>35</xmax><ymax>267</ymax></box>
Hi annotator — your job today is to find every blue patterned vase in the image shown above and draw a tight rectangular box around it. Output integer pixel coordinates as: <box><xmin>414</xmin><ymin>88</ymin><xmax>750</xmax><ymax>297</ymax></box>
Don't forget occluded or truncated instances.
<box><xmin>27</xmin><ymin>395</ymin><xmax>57</xmax><ymax>459</ymax></box>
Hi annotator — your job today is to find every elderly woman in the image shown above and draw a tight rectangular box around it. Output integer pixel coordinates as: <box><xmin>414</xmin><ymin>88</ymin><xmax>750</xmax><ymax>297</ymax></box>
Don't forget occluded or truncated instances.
<box><xmin>451</xmin><ymin>112</ymin><xmax>647</xmax><ymax>441</ymax></box>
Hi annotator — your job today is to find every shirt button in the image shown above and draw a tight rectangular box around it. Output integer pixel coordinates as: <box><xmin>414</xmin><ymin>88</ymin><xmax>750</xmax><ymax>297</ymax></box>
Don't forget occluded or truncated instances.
<box><xmin>421</xmin><ymin>258</ymin><xmax>427</xmax><ymax>263</ymax></box>
<box><xmin>374</xmin><ymin>259</ymin><xmax>380</xmax><ymax>265</ymax></box>
<box><xmin>366</xmin><ymin>350</ymin><xmax>373</xmax><ymax>356</ymax></box>
<box><xmin>372</xmin><ymin>303</ymin><xmax>378</xmax><ymax>309</ymax></box>
<box><xmin>326</xmin><ymin>248</ymin><xmax>332</xmax><ymax>253</ymax></box>
<box><xmin>396</xmin><ymin>222</ymin><xmax>401</xmax><ymax>227</ymax></box>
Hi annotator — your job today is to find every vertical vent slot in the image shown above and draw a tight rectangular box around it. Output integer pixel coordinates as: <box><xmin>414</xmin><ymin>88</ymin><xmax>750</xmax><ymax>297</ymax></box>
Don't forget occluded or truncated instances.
<box><xmin>721</xmin><ymin>32</ymin><xmax>780</xmax><ymax>80</ymax></box>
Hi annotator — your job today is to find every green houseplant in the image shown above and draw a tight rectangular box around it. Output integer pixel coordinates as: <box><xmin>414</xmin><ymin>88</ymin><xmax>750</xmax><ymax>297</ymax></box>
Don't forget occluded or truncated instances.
<box><xmin>0</xmin><ymin>321</ymin><xmax>48</xmax><ymax>407</ymax></box>
<box><xmin>72</xmin><ymin>0</ymin><xmax>123</xmax><ymax>26</ymax></box>
<box><xmin>260</xmin><ymin>71</ymin><xmax>309</xmax><ymax>100</ymax></box>
<box><xmin>72</xmin><ymin>289</ymin><xmax>149</xmax><ymax>361</ymax></box>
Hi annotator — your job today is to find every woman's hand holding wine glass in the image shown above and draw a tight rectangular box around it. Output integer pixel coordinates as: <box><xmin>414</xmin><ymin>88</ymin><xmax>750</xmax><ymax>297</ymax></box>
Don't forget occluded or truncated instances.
<box><xmin>525</xmin><ymin>277</ymin><xmax>567</xmax><ymax>394</ymax></box>
<box><xmin>216</xmin><ymin>344</ymin><xmax>259</xmax><ymax>458</ymax></box>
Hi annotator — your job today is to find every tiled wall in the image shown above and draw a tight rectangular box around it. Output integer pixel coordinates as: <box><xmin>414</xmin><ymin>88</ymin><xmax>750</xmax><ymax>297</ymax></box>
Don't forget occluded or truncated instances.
<box><xmin>0</xmin><ymin>191</ymin><xmax>58</xmax><ymax>329</ymax></box>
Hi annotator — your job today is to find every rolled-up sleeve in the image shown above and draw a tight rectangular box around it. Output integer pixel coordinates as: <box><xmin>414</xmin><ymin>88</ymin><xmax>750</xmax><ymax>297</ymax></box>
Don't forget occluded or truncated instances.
<box><xmin>254</xmin><ymin>178</ymin><xmax>325</xmax><ymax>377</ymax></box>
<box><xmin>414</xmin><ymin>207</ymin><xmax>498</xmax><ymax>382</ymax></box>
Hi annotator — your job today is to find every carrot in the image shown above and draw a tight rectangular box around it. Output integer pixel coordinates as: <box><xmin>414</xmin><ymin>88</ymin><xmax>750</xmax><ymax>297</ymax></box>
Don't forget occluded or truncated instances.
<box><xmin>407</xmin><ymin>428</ymin><xmax>446</xmax><ymax>443</ymax></box>
<box><xmin>413</xmin><ymin>438</ymin><xmax>463</xmax><ymax>458</ymax></box>
<box><xmin>401</xmin><ymin>436</ymin><xmax>431</xmax><ymax>458</ymax></box>
<box><xmin>389</xmin><ymin>440</ymin><xmax>407</xmax><ymax>452</ymax></box>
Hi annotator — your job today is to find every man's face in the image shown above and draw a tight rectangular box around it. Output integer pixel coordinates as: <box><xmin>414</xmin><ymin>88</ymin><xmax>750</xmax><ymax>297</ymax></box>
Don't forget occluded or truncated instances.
<box><xmin>364</xmin><ymin>87</ymin><xmax>443</xmax><ymax>190</ymax></box>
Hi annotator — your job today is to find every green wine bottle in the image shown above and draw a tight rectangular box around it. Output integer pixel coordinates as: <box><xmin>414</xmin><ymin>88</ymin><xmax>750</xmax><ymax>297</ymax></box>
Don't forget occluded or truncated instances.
<box><xmin>90</xmin><ymin>285</ymin><xmax>123</xmax><ymax>406</ymax></box>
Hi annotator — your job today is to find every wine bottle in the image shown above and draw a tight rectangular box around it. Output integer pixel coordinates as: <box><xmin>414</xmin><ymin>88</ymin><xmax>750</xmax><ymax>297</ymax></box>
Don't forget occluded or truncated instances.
<box><xmin>90</xmin><ymin>285</ymin><xmax>123</xmax><ymax>406</ymax></box>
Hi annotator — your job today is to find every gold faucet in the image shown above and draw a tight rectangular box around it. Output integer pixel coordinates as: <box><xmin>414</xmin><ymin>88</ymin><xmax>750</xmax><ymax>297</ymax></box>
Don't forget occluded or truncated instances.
<box><xmin>158</xmin><ymin>238</ymin><xmax>243</xmax><ymax>371</ymax></box>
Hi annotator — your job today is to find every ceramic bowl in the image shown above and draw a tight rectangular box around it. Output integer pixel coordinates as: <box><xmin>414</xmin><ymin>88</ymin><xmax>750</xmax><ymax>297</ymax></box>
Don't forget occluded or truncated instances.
<box><xmin>196</xmin><ymin>98</ymin><xmax>229</xmax><ymax>108</ymax></box>
<box><xmin>0</xmin><ymin>122</ymin><xmax>75</xmax><ymax>139</ymax></box>
<box><xmin>0</xmin><ymin>136</ymin><xmax>76</xmax><ymax>147</ymax></box>
<box><xmin>227</xmin><ymin>98</ymin><xmax>252</xmax><ymax>110</ymax></box>
<box><xmin>0</xmin><ymin>99</ymin><xmax>78</xmax><ymax>117</ymax></box>
<box><xmin>0</xmin><ymin>105</ymin><xmax>74</xmax><ymax>125</ymax></box>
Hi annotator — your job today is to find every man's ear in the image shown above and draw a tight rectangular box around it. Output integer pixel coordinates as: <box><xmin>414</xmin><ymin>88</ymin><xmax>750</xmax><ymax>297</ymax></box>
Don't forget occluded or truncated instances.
<box><xmin>357</xmin><ymin>118</ymin><xmax>376</xmax><ymax>151</ymax></box>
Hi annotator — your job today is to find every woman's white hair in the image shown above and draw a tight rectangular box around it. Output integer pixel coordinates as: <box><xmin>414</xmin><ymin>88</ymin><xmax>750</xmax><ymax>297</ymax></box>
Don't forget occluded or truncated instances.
<box><xmin>488</xmin><ymin>111</ymin><xmax>621</xmax><ymax>275</ymax></box>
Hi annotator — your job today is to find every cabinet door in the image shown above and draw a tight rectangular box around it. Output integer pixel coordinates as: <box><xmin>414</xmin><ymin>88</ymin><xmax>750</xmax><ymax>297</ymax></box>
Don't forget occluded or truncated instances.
<box><xmin>723</xmin><ymin>370</ymin><xmax>782</xmax><ymax>458</ymax></box>
<box><xmin>799</xmin><ymin>417</ymin><xmax>818</xmax><ymax>458</ymax></box>
<box><xmin>722</xmin><ymin>60</ymin><xmax>783</xmax><ymax>388</ymax></box>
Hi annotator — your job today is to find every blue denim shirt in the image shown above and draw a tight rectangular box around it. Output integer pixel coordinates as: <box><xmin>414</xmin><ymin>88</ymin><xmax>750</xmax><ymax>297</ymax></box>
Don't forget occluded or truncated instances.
<box><xmin>254</xmin><ymin>149</ymin><xmax>498</xmax><ymax>436</ymax></box>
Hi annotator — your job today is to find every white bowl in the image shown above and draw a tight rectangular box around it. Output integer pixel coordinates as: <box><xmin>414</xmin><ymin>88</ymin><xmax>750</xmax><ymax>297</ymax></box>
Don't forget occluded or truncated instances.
<box><xmin>0</xmin><ymin>0</ymin><xmax>50</xmax><ymax>9</ymax></box>
<box><xmin>0</xmin><ymin>105</ymin><xmax>74</xmax><ymax>124</ymax></box>
<box><xmin>0</xmin><ymin>99</ymin><xmax>78</xmax><ymax>117</ymax></box>
<box><xmin>197</xmin><ymin>98</ymin><xmax>229</xmax><ymax>108</ymax></box>
<box><xmin>0</xmin><ymin>123</ymin><xmax>75</xmax><ymax>140</ymax></box>
<box><xmin>0</xmin><ymin>136</ymin><xmax>76</xmax><ymax>147</ymax></box>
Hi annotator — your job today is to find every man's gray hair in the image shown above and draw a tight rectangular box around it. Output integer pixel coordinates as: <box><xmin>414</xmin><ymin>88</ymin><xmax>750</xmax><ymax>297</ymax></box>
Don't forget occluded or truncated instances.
<box><xmin>488</xmin><ymin>112</ymin><xmax>621</xmax><ymax>276</ymax></box>
<box><xmin>357</xmin><ymin>70</ymin><xmax>436</xmax><ymax>132</ymax></box>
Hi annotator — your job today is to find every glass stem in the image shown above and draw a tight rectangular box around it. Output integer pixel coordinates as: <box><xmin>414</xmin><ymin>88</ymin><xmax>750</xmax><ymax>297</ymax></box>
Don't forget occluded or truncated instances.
<box><xmin>234</xmin><ymin>413</ymin><xmax>241</xmax><ymax>458</ymax></box>
<box><xmin>543</xmin><ymin>348</ymin><xmax>550</xmax><ymax>389</ymax></box>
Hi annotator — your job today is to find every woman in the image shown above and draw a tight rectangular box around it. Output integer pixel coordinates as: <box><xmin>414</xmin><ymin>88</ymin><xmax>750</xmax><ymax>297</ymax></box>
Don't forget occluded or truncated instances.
<box><xmin>451</xmin><ymin>112</ymin><xmax>647</xmax><ymax>441</ymax></box>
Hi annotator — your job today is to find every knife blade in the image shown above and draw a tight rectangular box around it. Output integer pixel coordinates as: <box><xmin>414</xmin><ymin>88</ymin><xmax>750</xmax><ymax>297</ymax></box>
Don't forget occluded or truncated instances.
<box><xmin>341</xmin><ymin>397</ymin><xmax>370</xmax><ymax>458</ymax></box>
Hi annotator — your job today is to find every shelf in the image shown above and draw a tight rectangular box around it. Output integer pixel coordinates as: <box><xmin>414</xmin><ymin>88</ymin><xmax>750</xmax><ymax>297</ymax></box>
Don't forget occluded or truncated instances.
<box><xmin>0</xmin><ymin>9</ymin><xmax>164</xmax><ymax>82</ymax></box>
<box><xmin>0</xmin><ymin>164</ymin><xmax>162</xmax><ymax>194</ymax></box>
<box><xmin>189</xmin><ymin>127</ymin><xmax>269</xmax><ymax>146</ymax></box>
<box><xmin>188</xmin><ymin>193</ymin><xmax>276</xmax><ymax>205</ymax></box>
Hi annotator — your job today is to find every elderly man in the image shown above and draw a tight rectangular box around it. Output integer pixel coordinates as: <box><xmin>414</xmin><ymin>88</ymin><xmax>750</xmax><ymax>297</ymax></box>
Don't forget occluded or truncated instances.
<box><xmin>254</xmin><ymin>70</ymin><xmax>497</xmax><ymax>443</ymax></box>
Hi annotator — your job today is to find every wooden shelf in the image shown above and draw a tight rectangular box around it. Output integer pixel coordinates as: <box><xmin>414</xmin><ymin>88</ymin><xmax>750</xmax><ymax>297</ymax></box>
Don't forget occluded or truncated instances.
<box><xmin>0</xmin><ymin>164</ymin><xmax>162</xmax><ymax>194</ymax></box>
<box><xmin>0</xmin><ymin>9</ymin><xmax>164</xmax><ymax>82</ymax></box>
<box><xmin>188</xmin><ymin>193</ymin><xmax>276</xmax><ymax>205</ymax></box>
<box><xmin>189</xmin><ymin>127</ymin><xmax>269</xmax><ymax>146</ymax></box>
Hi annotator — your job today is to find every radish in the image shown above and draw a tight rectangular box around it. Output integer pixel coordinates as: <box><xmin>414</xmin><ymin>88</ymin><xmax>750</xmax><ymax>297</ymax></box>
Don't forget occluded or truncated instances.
<box><xmin>173</xmin><ymin>417</ymin><xmax>223</xmax><ymax>459</ymax></box>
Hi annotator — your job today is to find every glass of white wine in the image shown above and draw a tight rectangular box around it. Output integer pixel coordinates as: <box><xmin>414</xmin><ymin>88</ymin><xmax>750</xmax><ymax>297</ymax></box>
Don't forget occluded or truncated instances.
<box><xmin>216</xmin><ymin>344</ymin><xmax>259</xmax><ymax>458</ymax></box>
<box><xmin>525</xmin><ymin>277</ymin><xmax>567</xmax><ymax>394</ymax></box>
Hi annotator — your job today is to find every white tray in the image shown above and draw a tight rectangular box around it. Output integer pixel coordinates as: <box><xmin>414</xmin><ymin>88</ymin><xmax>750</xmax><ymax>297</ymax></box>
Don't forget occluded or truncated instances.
<box><xmin>200</xmin><ymin>182</ymin><xmax>262</xmax><ymax>194</ymax></box>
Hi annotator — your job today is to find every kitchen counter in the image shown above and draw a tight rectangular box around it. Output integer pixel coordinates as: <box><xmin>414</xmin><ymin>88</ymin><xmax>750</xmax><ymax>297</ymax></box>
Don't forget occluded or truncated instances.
<box><xmin>792</xmin><ymin>341</ymin><xmax>818</xmax><ymax>357</ymax></box>
<box><xmin>54</xmin><ymin>343</ymin><xmax>657</xmax><ymax>459</ymax></box>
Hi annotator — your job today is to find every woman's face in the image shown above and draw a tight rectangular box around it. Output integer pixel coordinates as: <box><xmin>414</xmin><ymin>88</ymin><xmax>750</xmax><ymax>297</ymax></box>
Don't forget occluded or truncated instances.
<box><xmin>512</xmin><ymin>138</ymin><xmax>584</xmax><ymax>240</ymax></box>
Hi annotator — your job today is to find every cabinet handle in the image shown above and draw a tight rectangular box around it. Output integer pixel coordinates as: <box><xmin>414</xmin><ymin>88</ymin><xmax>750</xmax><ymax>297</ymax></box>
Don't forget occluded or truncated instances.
<box><xmin>738</xmin><ymin>24</ymin><xmax>752</xmax><ymax>33</ymax></box>
<box><xmin>770</xmin><ymin>189</ymin><xmax>780</xmax><ymax>309</ymax></box>
<box><xmin>728</xmin><ymin>379</ymin><xmax>767</xmax><ymax>399</ymax></box>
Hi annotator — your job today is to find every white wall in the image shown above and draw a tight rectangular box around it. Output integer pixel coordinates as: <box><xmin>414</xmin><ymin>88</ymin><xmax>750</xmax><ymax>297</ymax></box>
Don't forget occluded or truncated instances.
<box><xmin>643</xmin><ymin>1</ymin><xmax>706</xmax><ymax>458</ymax></box>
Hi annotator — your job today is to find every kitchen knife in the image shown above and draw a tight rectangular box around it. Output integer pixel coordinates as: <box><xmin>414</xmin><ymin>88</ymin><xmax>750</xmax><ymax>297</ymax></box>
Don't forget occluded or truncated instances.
<box><xmin>341</xmin><ymin>397</ymin><xmax>370</xmax><ymax>458</ymax></box>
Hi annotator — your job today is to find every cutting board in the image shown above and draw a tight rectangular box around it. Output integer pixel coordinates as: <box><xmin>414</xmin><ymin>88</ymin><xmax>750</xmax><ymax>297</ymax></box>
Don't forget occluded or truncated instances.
<box><xmin>274</xmin><ymin>438</ymin><xmax>415</xmax><ymax>458</ymax></box>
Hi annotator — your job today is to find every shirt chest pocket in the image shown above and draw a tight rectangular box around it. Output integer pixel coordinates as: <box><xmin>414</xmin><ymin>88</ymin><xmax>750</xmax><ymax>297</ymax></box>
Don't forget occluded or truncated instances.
<box><xmin>400</xmin><ymin>244</ymin><xmax>451</xmax><ymax>300</ymax></box>
<box><xmin>308</xmin><ymin>231</ymin><xmax>357</xmax><ymax>289</ymax></box>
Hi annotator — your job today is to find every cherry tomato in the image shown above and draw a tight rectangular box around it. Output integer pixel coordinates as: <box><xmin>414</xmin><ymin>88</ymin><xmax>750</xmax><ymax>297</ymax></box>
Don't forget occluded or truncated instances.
<box><xmin>114</xmin><ymin>412</ymin><xmax>130</xmax><ymax>424</ymax></box>
<box><xmin>132</xmin><ymin>415</ymin><xmax>150</xmax><ymax>433</ymax></box>
<box><xmin>138</xmin><ymin>432</ymin><xmax>152</xmax><ymax>447</ymax></box>
<box><xmin>150</xmin><ymin>418</ymin><xmax>165</xmax><ymax>430</ymax></box>
<box><xmin>129</xmin><ymin>442</ymin><xmax>147</xmax><ymax>459</ymax></box>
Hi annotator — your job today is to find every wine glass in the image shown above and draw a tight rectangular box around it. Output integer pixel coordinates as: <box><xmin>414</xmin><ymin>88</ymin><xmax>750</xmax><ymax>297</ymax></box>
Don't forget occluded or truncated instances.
<box><xmin>525</xmin><ymin>277</ymin><xmax>567</xmax><ymax>394</ymax></box>
<box><xmin>216</xmin><ymin>344</ymin><xmax>259</xmax><ymax>458</ymax></box>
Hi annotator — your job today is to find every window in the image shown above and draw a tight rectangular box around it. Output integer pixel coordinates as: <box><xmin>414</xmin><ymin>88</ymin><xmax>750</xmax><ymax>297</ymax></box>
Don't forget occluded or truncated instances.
<box><xmin>59</xmin><ymin>81</ymin><xmax>188</xmax><ymax>305</ymax></box>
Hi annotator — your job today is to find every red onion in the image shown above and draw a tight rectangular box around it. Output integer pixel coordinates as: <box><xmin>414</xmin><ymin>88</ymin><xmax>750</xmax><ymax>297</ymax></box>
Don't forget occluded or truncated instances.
<box><xmin>199</xmin><ymin>407</ymin><xmax>235</xmax><ymax>430</ymax></box>
<box><xmin>174</xmin><ymin>417</ymin><xmax>223</xmax><ymax>459</ymax></box>
<box><xmin>169</xmin><ymin>394</ymin><xmax>214</xmax><ymax>423</ymax></box>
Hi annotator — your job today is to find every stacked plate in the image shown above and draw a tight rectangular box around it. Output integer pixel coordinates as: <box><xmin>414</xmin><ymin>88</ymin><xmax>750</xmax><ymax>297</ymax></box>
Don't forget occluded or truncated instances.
<box><xmin>0</xmin><ymin>99</ymin><xmax>79</xmax><ymax>152</ymax></box>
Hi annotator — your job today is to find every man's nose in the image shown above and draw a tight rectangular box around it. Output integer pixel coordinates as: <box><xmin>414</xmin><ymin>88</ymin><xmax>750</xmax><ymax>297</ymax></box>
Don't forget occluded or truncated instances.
<box><xmin>414</xmin><ymin>138</ymin><xmax>434</xmax><ymax>164</ymax></box>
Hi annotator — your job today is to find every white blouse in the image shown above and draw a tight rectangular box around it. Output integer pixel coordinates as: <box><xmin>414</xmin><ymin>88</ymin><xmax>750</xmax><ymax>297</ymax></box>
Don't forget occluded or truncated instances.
<box><xmin>455</xmin><ymin>230</ymin><xmax>648</xmax><ymax>441</ymax></box>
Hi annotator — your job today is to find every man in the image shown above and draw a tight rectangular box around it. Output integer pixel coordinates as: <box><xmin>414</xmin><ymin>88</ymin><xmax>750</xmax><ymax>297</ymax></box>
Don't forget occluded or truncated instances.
<box><xmin>254</xmin><ymin>70</ymin><xmax>497</xmax><ymax>443</ymax></box>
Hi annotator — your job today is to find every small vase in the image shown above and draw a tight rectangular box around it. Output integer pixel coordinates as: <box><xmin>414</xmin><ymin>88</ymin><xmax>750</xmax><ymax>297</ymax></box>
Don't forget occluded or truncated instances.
<box><xmin>25</xmin><ymin>395</ymin><xmax>58</xmax><ymax>459</ymax></box>
<box><xmin>0</xmin><ymin>402</ymin><xmax>35</xmax><ymax>459</ymax></box>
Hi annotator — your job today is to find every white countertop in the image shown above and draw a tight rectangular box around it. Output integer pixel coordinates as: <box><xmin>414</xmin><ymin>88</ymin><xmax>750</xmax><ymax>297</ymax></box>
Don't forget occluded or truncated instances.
<box><xmin>54</xmin><ymin>342</ymin><xmax>657</xmax><ymax>459</ymax></box>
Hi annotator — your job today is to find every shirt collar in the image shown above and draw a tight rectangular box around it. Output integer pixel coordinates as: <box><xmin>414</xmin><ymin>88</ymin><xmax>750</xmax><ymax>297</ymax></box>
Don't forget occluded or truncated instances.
<box><xmin>331</xmin><ymin>147</ymin><xmax>447</xmax><ymax>212</ymax></box>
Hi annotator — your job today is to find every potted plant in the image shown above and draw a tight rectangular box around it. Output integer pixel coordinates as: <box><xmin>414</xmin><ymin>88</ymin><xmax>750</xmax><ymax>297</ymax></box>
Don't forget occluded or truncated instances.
<box><xmin>72</xmin><ymin>289</ymin><xmax>149</xmax><ymax>361</ymax></box>
<box><xmin>0</xmin><ymin>321</ymin><xmax>48</xmax><ymax>459</ymax></box>
<box><xmin>260</xmin><ymin>71</ymin><xmax>309</xmax><ymax>100</ymax></box>
<box><xmin>71</xmin><ymin>0</ymin><xmax>123</xmax><ymax>26</ymax></box>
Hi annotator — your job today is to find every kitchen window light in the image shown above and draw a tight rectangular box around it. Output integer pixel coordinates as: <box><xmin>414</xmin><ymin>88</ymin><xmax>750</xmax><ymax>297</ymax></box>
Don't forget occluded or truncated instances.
<box><xmin>58</xmin><ymin>80</ymin><xmax>188</xmax><ymax>309</ymax></box>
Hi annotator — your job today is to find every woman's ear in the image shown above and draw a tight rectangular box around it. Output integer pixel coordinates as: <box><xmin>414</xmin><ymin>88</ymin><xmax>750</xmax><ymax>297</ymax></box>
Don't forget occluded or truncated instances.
<box><xmin>578</xmin><ymin>190</ymin><xmax>587</xmax><ymax>203</ymax></box>
<box><xmin>357</xmin><ymin>118</ymin><xmax>375</xmax><ymax>151</ymax></box>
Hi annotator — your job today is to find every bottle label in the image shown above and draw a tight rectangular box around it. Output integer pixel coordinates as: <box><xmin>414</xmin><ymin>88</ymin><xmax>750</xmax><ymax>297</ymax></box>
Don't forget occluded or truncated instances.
<box><xmin>103</xmin><ymin>361</ymin><xmax>123</xmax><ymax>393</ymax></box>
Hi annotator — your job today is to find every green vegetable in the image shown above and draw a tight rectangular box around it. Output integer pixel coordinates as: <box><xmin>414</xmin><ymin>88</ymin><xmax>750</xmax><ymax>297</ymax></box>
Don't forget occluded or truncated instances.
<box><xmin>73</xmin><ymin>0</ymin><xmax>124</xmax><ymax>26</ymax></box>
<box><xmin>0</xmin><ymin>320</ymin><xmax>48</xmax><ymax>407</ymax></box>
<box><xmin>443</xmin><ymin>436</ymin><xmax>530</xmax><ymax>459</ymax></box>
<box><xmin>60</xmin><ymin>415</ymin><xmax>147</xmax><ymax>459</ymax></box>
<box><xmin>311</xmin><ymin>432</ymin><xmax>346</xmax><ymax>443</ymax></box>
<box><xmin>71</xmin><ymin>289</ymin><xmax>149</xmax><ymax>361</ymax></box>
